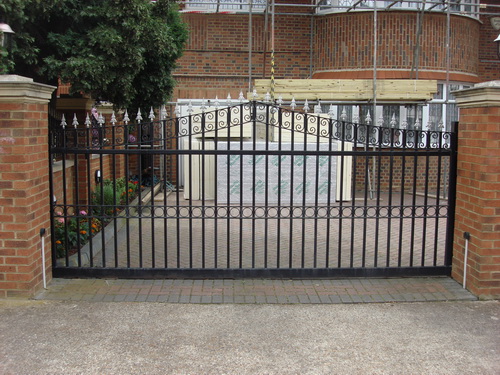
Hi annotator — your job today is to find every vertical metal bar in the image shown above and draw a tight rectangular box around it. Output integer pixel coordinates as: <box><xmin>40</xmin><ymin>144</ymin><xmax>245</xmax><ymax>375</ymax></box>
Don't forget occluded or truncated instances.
<box><xmin>372</xmin><ymin>0</ymin><xmax>378</xmax><ymax>200</ymax></box>
<box><xmin>409</xmin><ymin>129</ymin><xmax>419</xmax><ymax>267</ymax></box>
<box><xmin>301</xmin><ymin>112</ymin><xmax>308</xmax><ymax>268</ymax></box>
<box><xmin>350</xmin><ymin>124</ymin><xmax>358</xmax><ymax>268</ymax></box>
<box><xmin>136</xmin><ymin>122</ymin><xmax>144</xmax><ymax>268</ymax></box>
<box><xmin>324</xmin><ymin>118</ymin><xmax>333</xmax><ymax>268</ymax></box>
<box><xmin>187</xmin><ymin>114</ymin><xmax>193</xmax><ymax>268</ymax></box>
<box><xmin>73</xmin><ymin>127</ymin><xmax>82</xmax><ymax>268</ymax></box>
<box><xmin>263</xmin><ymin>103</ymin><xmax>270</xmax><ymax>269</ymax></box>
<box><xmin>421</xmin><ymin>131</ymin><xmax>431</xmax><ymax>266</ymax></box>
<box><xmin>163</xmin><ymin>118</ymin><xmax>168</xmax><ymax>268</ymax></box>
<box><xmin>289</xmin><ymin>109</ymin><xmax>295</xmax><ymax>268</ymax></box>
<box><xmin>137</xmin><ymin>119</ymin><xmax>146</xmax><ymax>268</ymax></box>
<box><xmin>99</xmin><ymin>141</ymin><xmax>106</xmax><ymax>268</ymax></box>
<box><xmin>86</xmin><ymin>127</ymin><xmax>94</xmax><ymax>268</ymax></box>
<box><xmin>61</xmin><ymin>128</ymin><xmax>69</xmax><ymax>267</ymax></box>
<box><xmin>362</xmin><ymin>126</ymin><xmax>371</xmax><ymax>267</ymax></box>
<box><xmin>250</xmin><ymin>100</ymin><xmax>257</xmax><ymax>269</ymax></box>
<box><xmin>386</xmin><ymin>127</ymin><xmax>395</xmax><ymax>267</ymax></box>
<box><xmin>433</xmin><ymin>131</ymin><xmax>444</xmax><ymax>266</ymax></box>
<box><xmin>313</xmin><ymin>112</ymin><xmax>321</xmax><ymax>268</ymax></box>
<box><xmin>175</xmin><ymin>117</ymin><xmax>181</xmax><ymax>268</ymax></box>
<box><xmin>237</xmin><ymin>103</ymin><xmax>244</xmax><ymax>269</ymax></box>
<box><xmin>112</xmin><ymin>120</ymin><xmax>118</xmax><ymax>267</ymax></box>
<box><xmin>124</xmin><ymin>122</ymin><xmax>131</xmax><ymax>268</ymax></box>
<box><xmin>276</xmin><ymin>106</ymin><xmax>283</xmax><ymax>269</ymax></box>
<box><xmin>398</xmin><ymin>131</ymin><xmax>407</xmax><ymax>267</ymax></box>
<box><xmin>201</xmin><ymin>111</ymin><xmax>206</xmax><ymax>268</ymax></box>
<box><xmin>226</xmin><ymin>106</ymin><xmax>231</xmax><ymax>268</ymax></box>
<box><xmin>213</xmin><ymin>107</ymin><xmax>220</xmax><ymax>269</ymax></box>
<box><xmin>444</xmin><ymin>122</ymin><xmax>458</xmax><ymax>267</ymax></box>
<box><xmin>335</xmin><ymin>119</ymin><xmax>344</xmax><ymax>268</ymax></box>
<box><xmin>150</xmin><ymin>119</ymin><xmax>156</xmax><ymax>269</ymax></box>
<box><xmin>373</xmin><ymin>127</ymin><xmax>383</xmax><ymax>267</ymax></box>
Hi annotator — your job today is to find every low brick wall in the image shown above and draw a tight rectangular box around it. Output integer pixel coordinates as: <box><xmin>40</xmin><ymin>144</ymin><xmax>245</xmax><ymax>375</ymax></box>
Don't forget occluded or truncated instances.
<box><xmin>354</xmin><ymin>150</ymin><xmax>450</xmax><ymax>193</ymax></box>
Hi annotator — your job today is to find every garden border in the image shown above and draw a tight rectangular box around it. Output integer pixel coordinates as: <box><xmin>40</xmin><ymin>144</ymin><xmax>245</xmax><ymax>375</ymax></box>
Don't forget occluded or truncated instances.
<box><xmin>56</xmin><ymin>184</ymin><xmax>161</xmax><ymax>267</ymax></box>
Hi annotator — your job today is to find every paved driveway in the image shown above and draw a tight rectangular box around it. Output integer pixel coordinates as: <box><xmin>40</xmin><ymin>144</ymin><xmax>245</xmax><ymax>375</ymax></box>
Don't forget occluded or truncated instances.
<box><xmin>1</xmin><ymin>299</ymin><xmax>499</xmax><ymax>374</ymax></box>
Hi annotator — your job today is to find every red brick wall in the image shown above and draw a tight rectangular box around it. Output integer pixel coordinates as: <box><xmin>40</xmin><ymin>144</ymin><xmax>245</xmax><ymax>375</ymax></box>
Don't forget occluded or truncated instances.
<box><xmin>314</xmin><ymin>12</ymin><xmax>480</xmax><ymax>77</ymax></box>
<box><xmin>354</xmin><ymin>151</ymin><xmax>449</xmax><ymax>193</ymax></box>
<box><xmin>452</xmin><ymin>87</ymin><xmax>500</xmax><ymax>299</ymax></box>
<box><xmin>0</xmin><ymin>81</ymin><xmax>54</xmax><ymax>297</ymax></box>
<box><xmin>174</xmin><ymin>8</ymin><xmax>487</xmax><ymax>100</ymax></box>
<box><xmin>478</xmin><ymin>8</ymin><xmax>500</xmax><ymax>82</ymax></box>
<box><xmin>174</xmin><ymin>12</ymin><xmax>311</xmax><ymax>99</ymax></box>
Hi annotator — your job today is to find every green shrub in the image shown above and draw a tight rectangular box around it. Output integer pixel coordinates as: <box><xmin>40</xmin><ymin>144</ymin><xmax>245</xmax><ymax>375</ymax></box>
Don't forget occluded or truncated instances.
<box><xmin>92</xmin><ymin>183</ymin><xmax>118</xmax><ymax>216</ymax></box>
<box><xmin>91</xmin><ymin>177</ymin><xmax>139</xmax><ymax>216</ymax></box>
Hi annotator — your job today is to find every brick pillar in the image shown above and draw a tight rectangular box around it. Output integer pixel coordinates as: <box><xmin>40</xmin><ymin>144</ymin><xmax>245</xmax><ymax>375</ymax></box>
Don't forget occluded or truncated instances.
<box><xmin>0</xmin><ymin>75</ymin><xmax>56</xmax><ymax>298</ymax></box>
<box><xmin>452</xmin><ymin>81</ymin><xmax>500</xmax><ymax>299</ymax></box>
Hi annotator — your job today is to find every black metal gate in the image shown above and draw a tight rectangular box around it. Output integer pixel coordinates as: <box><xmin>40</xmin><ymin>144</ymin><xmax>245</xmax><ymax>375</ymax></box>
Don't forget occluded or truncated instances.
<box><xmin>49</xmin><ymin>100</ymin><xmax>456</xmax><ymax>278</ymax></box>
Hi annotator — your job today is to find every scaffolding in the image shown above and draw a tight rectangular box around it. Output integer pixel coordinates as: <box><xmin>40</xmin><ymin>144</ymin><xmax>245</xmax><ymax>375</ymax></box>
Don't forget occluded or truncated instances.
<box><xmin>178</xmin><ymin>0</ymin><xmax>499</xmax><ymax>114</ymax></box>
<box><xmin>175</xmin><ymin>0</ymin><xmax>499</xmax><ymax>198</ymax></box>
<box><xmin>180</xmin><ymin>0</ymin><xmax>500</xmax><ymax>17</ymax></box>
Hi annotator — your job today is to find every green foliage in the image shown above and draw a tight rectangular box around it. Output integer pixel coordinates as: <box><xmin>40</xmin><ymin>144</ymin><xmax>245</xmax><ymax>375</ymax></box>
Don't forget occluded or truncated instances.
<box><xmin>92</xmin><ymin>184</ymin><xmax>119</xmax><ymax>216</ymax></box>
<box><xmin>2</xmin><ymin>0</ymin><xmax>188</xmax><ymax>109</ymax></box>
<box><xmin>91</xmin><ymin>177</ymin><xmax>139</xmax><ymax>216</ymax></box>
<box><xmin>0</xmin><ymin>45</ymin><xmax>14</xmax><ymax>74</ymax></box>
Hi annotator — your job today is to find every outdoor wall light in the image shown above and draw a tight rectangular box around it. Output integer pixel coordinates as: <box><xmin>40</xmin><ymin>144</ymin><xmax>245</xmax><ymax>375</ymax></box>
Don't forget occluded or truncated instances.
<box><xmin>495</xmin><ymin>34</ymin><xmax>500</xmax><ymax>59</ymax></box>
<box><xmin>95</xmin><ymin>169</ymin><xmax>102</xmax><ymax>184</ymax></box>
<box><xmin>0</xmin><ymin>22</ymin><xmax>14</xmax><ymax>51</ymax></box>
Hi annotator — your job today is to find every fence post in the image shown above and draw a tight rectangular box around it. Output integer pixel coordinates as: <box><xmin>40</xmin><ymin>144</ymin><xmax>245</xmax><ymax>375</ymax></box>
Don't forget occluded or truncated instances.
<box><xmin>0</xmin><ymin>75</ymin><xmax>56</xmax><ymax>298</ymax></box>
<box><xmin>452</xmin><ymin>81</ymin><xmax>500</xmax><ymax>299</ymax></box>
<box><xmin>444</xmin><ymin>121</ymin><xmax>458</xmax><ymax>268</ymax></box>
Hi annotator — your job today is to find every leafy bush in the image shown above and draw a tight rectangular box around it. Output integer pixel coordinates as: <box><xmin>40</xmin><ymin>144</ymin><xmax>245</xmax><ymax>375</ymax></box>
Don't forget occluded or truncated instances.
<box><xmin>91</xmin><ymin>177</ymin><xmax>139</xmax><ymax>216</ymax></box>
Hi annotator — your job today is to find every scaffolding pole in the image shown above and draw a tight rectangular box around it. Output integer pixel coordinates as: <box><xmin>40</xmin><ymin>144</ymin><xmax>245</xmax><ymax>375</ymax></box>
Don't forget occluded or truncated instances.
<box><xmin>248</xmin><ymin>0</ymin><xmax>253</xmax><ymax>92</ymax></box>
<box><xmin>270</xmin><ymin>0</ymin><xmax>275</xmax><ymax>101</ymax></box>
<box><xmin>371</xmin><ymin>0</ymin><xmax>378</xmax><ymax>200</ymax></box>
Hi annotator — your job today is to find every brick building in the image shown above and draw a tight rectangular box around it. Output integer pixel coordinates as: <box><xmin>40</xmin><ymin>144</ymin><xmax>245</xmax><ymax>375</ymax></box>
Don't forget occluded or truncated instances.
<box><xmin>171</xmin><ymin>0</ymin><xmax>500</xmax><ymax>131</ymax></box>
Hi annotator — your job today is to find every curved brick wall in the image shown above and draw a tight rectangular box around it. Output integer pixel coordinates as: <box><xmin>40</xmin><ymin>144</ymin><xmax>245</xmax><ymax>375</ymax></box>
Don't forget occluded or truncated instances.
<box><xmin>174</xmin><ymin>10</ymin><xmax>484</xmax><ymax>99</ymax></box>
<box><xmin>313</xmin><ymin>11</ymin><xmax>480</xmax><ymax>82</ymax></box>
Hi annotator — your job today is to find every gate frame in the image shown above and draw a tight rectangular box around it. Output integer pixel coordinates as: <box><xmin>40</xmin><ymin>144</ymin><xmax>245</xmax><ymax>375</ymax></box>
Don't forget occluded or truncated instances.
<box><xmin>49</xmin><ymin>100</ymin><xmax>457</xmax><ymax>279</ymax></box>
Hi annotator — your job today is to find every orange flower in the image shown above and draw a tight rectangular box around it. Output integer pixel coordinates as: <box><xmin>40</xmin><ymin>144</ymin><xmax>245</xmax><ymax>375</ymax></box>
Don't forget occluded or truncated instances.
<box><xmin>80</xmin><ymin>230</ymin><xmax>87</xmax><ymax>235</ymax></box>
<box><xmin>55</xmin><ymin>240</ymin><xmax>62</xmax><ymax>245</ymax></box>
<box><xmin>129</xmin><ymin>188</ymin><xmax>133</xmax><ymax>193</ymax></box>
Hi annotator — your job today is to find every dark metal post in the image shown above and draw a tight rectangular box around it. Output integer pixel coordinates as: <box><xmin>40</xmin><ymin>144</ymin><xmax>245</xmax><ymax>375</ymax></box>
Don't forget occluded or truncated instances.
<box><xmin>444</xmin><ymin>121</ymin><xmax>458</xmax><ymax>269</ymax></box>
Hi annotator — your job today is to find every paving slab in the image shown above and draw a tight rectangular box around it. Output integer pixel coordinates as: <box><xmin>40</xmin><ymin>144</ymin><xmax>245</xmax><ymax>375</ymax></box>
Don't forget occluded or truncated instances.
<box><xmin>35</xmin><ymin>277</ymin><xmax>477</xmax><ymax>304</ymax></box>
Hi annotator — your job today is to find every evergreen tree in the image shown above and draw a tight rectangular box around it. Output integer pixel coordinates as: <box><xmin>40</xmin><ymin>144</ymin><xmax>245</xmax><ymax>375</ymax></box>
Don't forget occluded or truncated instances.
<box><xmin>0</xmin><ymin>0</ymin><xmax>188</xmax><ymax>109</ymax></box>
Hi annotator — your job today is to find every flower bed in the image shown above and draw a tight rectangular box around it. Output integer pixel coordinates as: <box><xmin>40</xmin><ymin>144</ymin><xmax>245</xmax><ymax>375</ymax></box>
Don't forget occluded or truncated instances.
<box><xmin>53</xmin><ymin>210</ymin><xmax>102</xmax><ymax>259</ymax></box>
<box><xmin>54</xmin><ymin>177</ymin><xmax>142</xmax><ymax>266</ymax></box>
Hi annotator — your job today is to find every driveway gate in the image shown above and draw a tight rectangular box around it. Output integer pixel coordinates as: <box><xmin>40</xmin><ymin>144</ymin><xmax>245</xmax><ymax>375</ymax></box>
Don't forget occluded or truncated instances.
<box><xmin>49</xmin><ymin>100</ymin><xmax>456</xmax><ymax>278</ymax></box>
